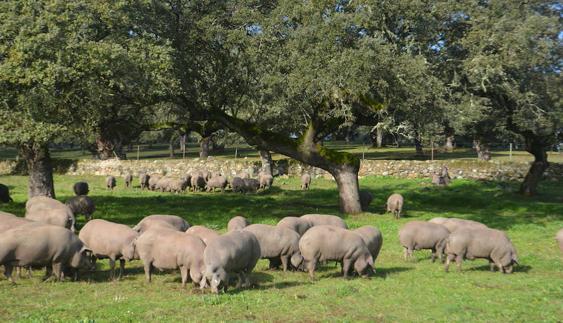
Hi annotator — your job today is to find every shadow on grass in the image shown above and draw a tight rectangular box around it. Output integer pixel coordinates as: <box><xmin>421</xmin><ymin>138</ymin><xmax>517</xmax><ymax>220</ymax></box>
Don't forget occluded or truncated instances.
<box><xmin>467</xmin><ymin>264</ymin><xmax>532</xmax><ymax>273</ymax></box>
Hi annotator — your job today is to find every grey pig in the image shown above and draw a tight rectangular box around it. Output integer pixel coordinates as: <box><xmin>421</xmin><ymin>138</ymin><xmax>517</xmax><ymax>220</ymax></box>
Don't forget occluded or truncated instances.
<box><xmin>301</xmin><ymin>173</ymin><xmax>311</xmax><ymax>190</ymax></box>
<box><xmin>106</xmin><ymin>176</ymin><xmax>116</xmax><ymax>190</ymax></box>
<box><xmin>385</xmin><ymin>193</ymin><xmax>403</xmax><ymax>219</ymax></box>
<box><xmin>259</xmin><ymin>173</ymin><xmax>273</xmax><ymax>190</ymax></box>
<box><xmin>66</xmin><ymin>196</ymin><xmax>96</xmax><ymax>221</ymax></box>
<box><xmin>277</xmin><ymin>216</ymin><xmax>312</xmax><ymax>236</ymax></box>
<box><xmin>206</xmin><ymin>175</ymin><xmax>228</xmax><ymax>192</ymax></box>
<box><xmin>124</xmin><ymin>174</ymin><xmax>133</xmax><ymax>188</ymax></box>
<box><xmin>78</xmin><ymin>219</ymin><xmax>138</xmax><ymax>280</ymax></box>
<box><xmin>139</xmin><ymin>173</ymin><xmax>150</xmax><ymax>190</ymax></box>
<box><xmin>231</xmin><ymin>177</ymin><xmax>245</xmax><ymax>193</ymax></box>
<box><xmin>135</xmin><ymin>227</ymin><xmax>206</xmax><ymax>287</ymax></box>
<box><xmin>227</xmin><ymin>215</ymin><xmax>250</xmax><ymax>232</ymax></box>
<box><xmin>429</xmin><ymin>217</ymin><xmax>487</xmax><ymax>233</ymax></box>
<box><xmin>148</xmin><ymin>174</ymin><xmax>162</xmax><ymax>190</ymax></box>
<box><xmin>191</xmin><ymin>172</ymin><xmax>206</xmax><ymax>192</ymax></box>
<box><xmin>359</xmin><ymin>190</ymin><xmax>373</xmax><ymax>211</ymax></box>
<box><xmin>133</xmin><ymin>214</ymin><xmax>190</xmax><ymax>233</ymax></box>
<box><xmin>399</xmin><ymin>221</ymin><xmax>449</xmax><ymax>262</ymax></box>
<box><xmin>0</xmin><ymin>224</ymin><xmax>94</xmax><ymax>282</ymax></box>
<box><xmin>0</xmin><ymin>211</ymin><xmax>37</xmax><ymax>233</ymax></box>
<box><xmin>301</xmin><ymin>214</ymin><xmax>348</xmax><ymax>229</ymax></box>
<box><xmin>186</xmin><ymin>226</ymin><xmax>220</xmax><ymax>245</ymax></box>
<box><xmin>0</xmin><ymin>183</ymin><xmax>13</xmax><ymax>203</ymax></box>
<box><xmin>353</xmin><ymin>226</ymin><xmax>383</xmax><ymax>262</ymax></box>
<box><xmin>243</xmin><ymin>178</ymin><xmax>260</xmax><ymax>193</ymax></box>
<box><xmin>299</xmin><ymin>225</ymin><xmax>373</xmax><ymax>279</ymax></box>
<box><xmin>73</xmin><ymin>182</ymin><xmax>89</xmax><ymax>196</ymax></box>
<box><xmin>243</xmin><ymin>224</ymin><xmax>303</xmax><ymax>271</ymax></box>
<box><xmin>444</xmin><ymin>227</ymin><xmax>518</xmax><ymax>273</ymax></box>
<box><xmin>201</xmin><ymin>231</ymin><xmax>261</xmax><ymax>293</ymax></box>
<box><xmin>25</xmin><ymin>196</ymin><xmax>76</xmax><ymax>232</ymax></box>
<box><xmin>168</xmin><ymin>178</ymin><xmax>189</xmax><ymax>193</ymax></box>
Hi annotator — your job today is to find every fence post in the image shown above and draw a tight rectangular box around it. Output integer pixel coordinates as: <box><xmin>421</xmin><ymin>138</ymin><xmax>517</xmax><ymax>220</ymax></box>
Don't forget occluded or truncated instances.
<box><xmin>137</xmin><ymin>145</ymin><xmax>140</xmax><ymax>161</ymax></box>
<box><xmin>431</xmin><ymin>139</ymin><xmax>434</xmax><ymax>161</ymax></box>
<box><xmin>509</xmin><ymin>143</ymin><xmax>512</xmax><ymax>160</ymax></box>
<box><xmin>235</xmin><ymin>147</ymin><xmax>238</xmax><ymax>159</ymax></box>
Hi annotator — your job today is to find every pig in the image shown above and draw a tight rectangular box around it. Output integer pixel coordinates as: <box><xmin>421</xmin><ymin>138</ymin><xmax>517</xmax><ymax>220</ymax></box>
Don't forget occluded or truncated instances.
<box><xmin>0</xmin><ymin>211</ymin><xmax>36</xmax><ymax>233</ymax></box>
<box><xmin>168</xmin><ymin>178</ymin><xmax>189</xmax><ymax>193</ymax></box>
<box><xmin>135</xmin><ymin>227</ymin><xmax>206</xmax><ymax>287</ymax></box>
<box><xmin>191</xmin><ymin>173</ymin><xmax>206</xmax><ymax>192</ymax></box>
<box><xmin>429</xmin><ymin>217</ymin><xmax>488</xmax><ymax>233</ymax></box>
<box><xmin>132</xmin><ymin>214</ymin><xmax>190</xmax><ymax>234</ymax></box>
<box><xmin>557</xmin><ymin>229</ymin><xmax>563</xmax><ymax>252</ymax></box>
<box><xmin>0</xmin><ymin>224</ymin><xmax>94</xmax><ymax>282</ymax></box>
<box><xmin>399</xmin><ymin>221</ymin><xmax>450</xmax><ymax>262</ymax></box>
<box><xmin>148</xmin><ymin>174</ymin><xmax>162</xmax><ymax>190</ymax></box>
<box><xmin>73</xmin><ymin>182</ymin><xmax>89</xmax><ymax>196</ymax></box>
<box><xmin>25</xmin><ymin>196</ymin><xmax>76</xmax><ymax>232</ymax></box>
<box><xmin>78</xmin><ymin>219</ymin><xmax>138</xmax><ymax>280</ymax></box>
<box><xmin>353</xmin><ymin>226</ymin><xmax>383</xmax><ymax>262</ymax></box>
<box><xmin>206</xmin><ymin>175</ymin><xmax>228</xmax><ymax>192</ymax></box>
<box><xmin>259</xmin><ymin>173</ymin><xmax>274</xmax><ymax>190</ymax></box>
<box><xmin>155</xmin><ymin>177</ymin><xmax>172</xmax><ymax>192</ymax></box>
<box><xmin>106</xmin><ymin>176</ymin><xmax>116</xmax><ymax>190</ymax></box>
<box><xmin>385</xmin><ymin>193</ymin><xmax>404</xmax><ymax>219</ymax></box>
<box><xmin>0</xmin><ymin>183</ymin><xmax>13</xmax><ymax>203</ymax></box>
<box><xmin>201</xmin><ymin>231</ymin><xmax>261</xmax><ymax>293</ymax></box>
<box><xmin>301</xmin><ymin>214</ymin><xmax>348</xmax><ymax>229</ymax></box>
<box><xmin>139</xmin><ymin>173</ymin><xmax>150</xmax><ymax>190</ymax></box>
<box><xmin>66</xmin><ymin>196</ymin><xmax>96</xmax><ymax>221</ymax></box>
<box><xmin>238</xmin><ymin>171</ymin><xmax>251</xmax><ymax>179</ymax></box>
<box><xmin>231</xmin><ymin>177</ymin><xmax>245</xmax><ymax>193</ymax></box>
<box><xmin>227</xmin><ymin>215</ymin><xmax>250</xmax><ymax>232</ymax></box>
<box><xmin>444</xmin><ymin>227</ymin><xmax>518</xmax><ymax>273</ymax></box>
<box><xmin>359</xmin><ymin>190</ymin><xmax>373</xmax><ymax>211</ymax></box>
<box><xmin>243</xmin><ymin>224</ymin><xmax>303</xmax><ymax>271</ymax></box>
<box><xmin>243</xmin><ymin>178</ymin><xmax>260</xmax><ymax>193</ymax></box>
<box><xmin>277</xmin><ymin>217</ymin><xmax>312</xmax><ymax>236</ymax></box>
<box><xmin>299</xmin><ymin>225</ymin><xmax>374</xmax><ymax>279</ymax></box>
<box><xmin>124</xmin><ymin>174</ymin><xmax>133</xmax><ymax>188</ymax></box>
<box><xmin>301</xmin><ymin>173</ymin><xmax>311</xmax><ymax>190</ymax></box>
<box><xmin>186</xmin><ymin>226</ymin><xmax>220</xmax><ymax>245</ymax></box>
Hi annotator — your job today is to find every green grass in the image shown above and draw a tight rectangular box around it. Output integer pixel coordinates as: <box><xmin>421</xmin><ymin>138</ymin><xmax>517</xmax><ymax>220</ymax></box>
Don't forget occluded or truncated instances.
<box><xmin>0</xmin><ymin>174</ymin><xmax>562</xmax><ymax>322</ymax></box>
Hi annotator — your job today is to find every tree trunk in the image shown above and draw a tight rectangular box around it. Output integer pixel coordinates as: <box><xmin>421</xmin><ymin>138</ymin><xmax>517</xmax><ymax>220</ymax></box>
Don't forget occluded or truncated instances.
<box><xmin>330</xmin><ymin>165</ymin><xmax>362</xmax><ymax>214</ymax></box>
<box><xmin>179</xmin><ymin>133</ymin><xmax>187</xmax><ymax>157</ymax></box>
<box><xmin>375</xmin><ymin>127</ymin><xmax>384</xmax><ymax>148</ymax></box>
<box><xmin>169</xmin><ymin>138</ymin><xmax>175</xmax><ymax>158</ymax></box>
<box><xmin>473</xmin><ymin>140</ymin><xmax>491</xmax><ymax>161</ymax></box>
<box><xmin>520</xmin><ymin>139</ymin><xmax>549</xmax><ymax>196</ymax></box>
<box><xmin>414</xmin><ymin>136</ymin><xmax>424</xmax><ymax>156</ymax></box>
<box><xmin>259</xmin><ymin>150</ymin><xmax>273</xmax><ymax>176</ymax></box>
<box><xmin>200</xmin><ymin>136</ymin><xmax>211</xmax><ymax>159</ymax></box>
<box><xmin>20</xmin><ymin>143</ymin><xmax>56</xmax><ymax>199</ymax></box>
<box><xmin>96</xmin><ymin>136</ymin><xmax>126</xmax><ymax>160</ymax></box>
<box><xmin>444</xmin><ymin>126</ymin><xmax>455</xmax><ymax>152</ymax></box>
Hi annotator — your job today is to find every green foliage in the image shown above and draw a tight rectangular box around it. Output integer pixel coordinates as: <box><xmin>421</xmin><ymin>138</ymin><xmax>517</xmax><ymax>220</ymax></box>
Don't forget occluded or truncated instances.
<box><xmin>0</xmin><ymin>174</ymin><xmax>561</xmax><ymax>321</ymax></box>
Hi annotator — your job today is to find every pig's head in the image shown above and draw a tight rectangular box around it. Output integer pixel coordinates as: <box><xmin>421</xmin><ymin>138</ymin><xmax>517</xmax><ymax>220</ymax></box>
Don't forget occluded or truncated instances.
<box><xmin>71</xmin><ymin>246</ymin><xmax>95</xmax><ymax>271</ymax></box>
<box><xmin>290</xmin><ymin>251</ymin><xmax>304</xmax><ymax>269</ymax></box>
<box><xmin>497</xmin><ymin>244</ymin><xmax>519</xmax><ymax>274</ymax></box>
<box><xmin>354</xmin><ymin>253</ymin><xmax>375</xmax><ymax>277</ymax></box>
<box><xmin>122</xmin><ymin>237</ymin><xmax>139</xmax><ymax>261</ymax></box>
<box><xmin>207</xmin><ymin>267</ymin><xmax>228</xmax><ymax>294</ymax></box>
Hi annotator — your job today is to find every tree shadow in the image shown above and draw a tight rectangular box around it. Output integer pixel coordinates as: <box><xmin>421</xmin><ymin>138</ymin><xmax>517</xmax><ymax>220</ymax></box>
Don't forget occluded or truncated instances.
<box><xmin>467</xmin><ymin>264</ymin><xmax>532</xmax><ymax>273</ymax></box>
<box><xmin>374</xmin><ymin>266</ymin><xmax>412</xmax><ymax>278</ymax></box>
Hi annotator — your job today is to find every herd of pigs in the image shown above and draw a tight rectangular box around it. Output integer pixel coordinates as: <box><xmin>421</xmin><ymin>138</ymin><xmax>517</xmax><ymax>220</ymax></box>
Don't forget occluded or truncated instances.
<box><xmin>1</xmin><ymin>176</ymin><xmax>562</xmax><ymax>294</ymax></box>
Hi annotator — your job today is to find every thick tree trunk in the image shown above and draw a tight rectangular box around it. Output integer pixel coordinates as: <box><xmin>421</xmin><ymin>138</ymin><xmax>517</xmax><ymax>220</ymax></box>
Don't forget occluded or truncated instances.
<box><xmin>96</xmin><ymin>136</ymin><xmax>126</xmax><ymax>160</ymax></box>
<box><xmin>259</xmin><ymin>150</ymin><xmax>273</xmax><ymax>176</ymax></box>
<box><xmin>473</xmin><ymin>140</ymin><xmax>491</xmax><ymax>161</ymax></box>
<box><xmin>200</xmin><ymin>136</ymin><xmax>211</xmax><ymax>159</ymax></box>
<box><xmin>520</xmin><ymin>139</ymin><xmax>549</xmax><ymax>196</ymax></box>
<box><xmin>20</xmin><ymin>143</ymin><xmax>56</xmax><ymax>199</ymax></box>
<box><xmin>179</xmin><ymin>133</ymin><xmax>187</xmax><ymax>157</ymax></box>
<box><xmin>330</xmin><ymin>165</ymin><xmax>362</xmax><ymax>214</ymax></box>
<box><xmin>414</xmin><ymin>137</ymin><xmax>424</xmax><ymax>156</ymax></box>
<box><xmin>375</xmin><ymin>127</ymin><xmax>384</xmax><ymax>148</ymax></box>
<box><xmin>169</xmin><ymin>137</ymin><xmax>175</xmax><ymax>158</ymax></box>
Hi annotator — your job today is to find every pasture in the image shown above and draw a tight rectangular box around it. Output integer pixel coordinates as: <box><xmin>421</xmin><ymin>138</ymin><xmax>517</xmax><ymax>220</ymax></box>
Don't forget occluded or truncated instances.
<box><xmin>0</xmin><ymin>174</ymin><xmax>562</xmax><ymax>322</ymax></box>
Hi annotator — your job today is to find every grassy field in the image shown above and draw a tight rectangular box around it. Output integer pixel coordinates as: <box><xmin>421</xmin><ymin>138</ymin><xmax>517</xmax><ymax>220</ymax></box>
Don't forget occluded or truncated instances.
<box><xmin>0</xmin><ymin>174</ymin><xmax>562</xmax><ymax>322</ymax></box>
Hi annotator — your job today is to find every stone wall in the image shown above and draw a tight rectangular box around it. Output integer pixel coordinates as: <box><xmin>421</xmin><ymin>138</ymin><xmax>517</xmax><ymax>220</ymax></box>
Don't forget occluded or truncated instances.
<box><xmin>2</xmin><ymin>157</ymin><xmax>562</xmax><ymax>182</ymax></box>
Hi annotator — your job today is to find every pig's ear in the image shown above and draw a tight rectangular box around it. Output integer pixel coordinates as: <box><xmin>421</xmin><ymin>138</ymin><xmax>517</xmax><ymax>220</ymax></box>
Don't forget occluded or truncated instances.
<box><xmin>367</xmin><ymin>255</ymin><xmax>374</xmax><ymax>267</ymax></box>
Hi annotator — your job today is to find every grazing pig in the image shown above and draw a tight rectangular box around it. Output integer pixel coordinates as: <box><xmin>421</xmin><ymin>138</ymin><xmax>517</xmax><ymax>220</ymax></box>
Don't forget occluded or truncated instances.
<box><xmin>399</xmin><ymin>221</ymin><xmax>449</xmax><ymax>262</ymax></box>
<box><xmin>78</xmin><ymin>219</ymin><xmax>138</xmax><ymax>279</ymax></box>
<box><xmin>148</xmin><ymin>174</ymin><xmax>162</xmax><ymax>190</ymax></box>
<box><xmin>238</xmin><ymin>171</ymin><xmax>251</xmax><ymax>179</ymax></box>
<box><xmin>168</xmin><ymin>178</ymin><xmax>189</xmax><ymax>193</ymax></box>
<box><xmin>73</xmin><ymin>182</ymin><xmax>89</xmax><ymax>196</ymax></box>
<box><xmin>206</xmin><ymin>175</ymin><xmax>228</xmax><ymax>192</ymax></box>
<box><xmin>191</xmin><ymin>173</ymin><xmax>206</xmax><ymax>192</ymax></box>
<box><xmin>66</xmin><ymin>196</ymin><xmax>96</xmax><ymax>221</ymax></box>
<box><xmin>135</xmin><ymin>227</ymin><xmax>206</xmax><ymax>287</ymax></box>
<box><xmin>186</xmin><ymin>226</ymin><xmax>220</xmax><ymax>245</ymax></box>
<box><xmin>124</xmin><ymin>174</ymin><xmax>133</xmax><ymax>188</ymax></box>
<box><xmin>201</xmin><ymin>231</ymin><xmax>261</xmax><ymax>293</ymax></box>
<box><xmin>277</xmin><ymin>217</ymin><xmax>312</xmax><ymax>236</ymax></box>
<box><xmin>139</xmin><ymin>173</ymin><xmax>150</xmax><ymax>190</ymax></box>
<box><xmin>557</xmin><ymin>229</ymin><xmax>563</xmax><ymax>252</ymax></box>
<box><xmin>353</xmin><ymin>226</ymin><xmax>383</xmax><ymax>262</ymax></box>
<box><xmin>0</xmin><ymin>225</ymin><xmax>94</xmax><ymax>282</ymax></box>
<box><xmin>385</xmin><ymin>193</ymin><xmax>404</xmax><ymax>219</ymax></box>
<box><xmin>227</xmin><ymin>215</ymin><xmax>250</xmax><ymax>232</ymax></box>
<box><xmin>132</xmin><ymin>214</ymin><xmax>190</xmax><ymax>233</ymax></box>
<box><xmin>299</xmin><ymin>225</ymin><xmax>374</xmax><ymax>278</ymax></box>
<box><xmin>301</xmin><ymin>214</ymin><xmax>348</xmax><ymax>229</ymax></box>
<box><xmin>155</xmin><ymin>177</ymin><xmax>172</xmax><ymax>192</ymax></box>
<box><xmin>359</xmin><ymin>190</ymin><xmax>373</xmax><ymax>211</ymax></box>
<box><xmin>429</xmin><ymin>217</ymin><xmax>487</xmax><ymax>233</ymax></box>
<box><xmin>243</xmin><ymin>224</ymin><xmax>303</xmax><ymax>271</ymax></box>
<box><xmin>0</xmin><ymin>183</ymin><xmax>13</xmax><ymax>203</ymax></box>
<box><xmin>106</xmin><ymin>176</ymin><xmax>116</xmax><ymax>190</ymax></box>
<box><xmin>301</xmin><ymin>173</ymin><xmax>311</xmax><ymax>190</ymax></box>
<box><xmin>259</xmin><ymin>173</ymin><xmax>274</xmax><ymax>190</ymax></box>
<box><xmin>25</xmin><ymin>196</ymin><xmax>76</xmax><ymax>232</ymax></box>
<box><xmin>0</xmin><ymin>211</ymin><xmax>36</xmax><ymax>233</ymax></box>
<box><xmin>444</xmin><ymin>228</ymin><xmax>518</xmax><ymax>273</ymax></box>
<box><xmin>231</xmin><ymin>177</ymin><xmax>245</xmax><ymax>193</ymax></box>
<box><xmin>242</xmin><ymin>178</ymin><xmax>260</xmax><ymax>193</ymax></box>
